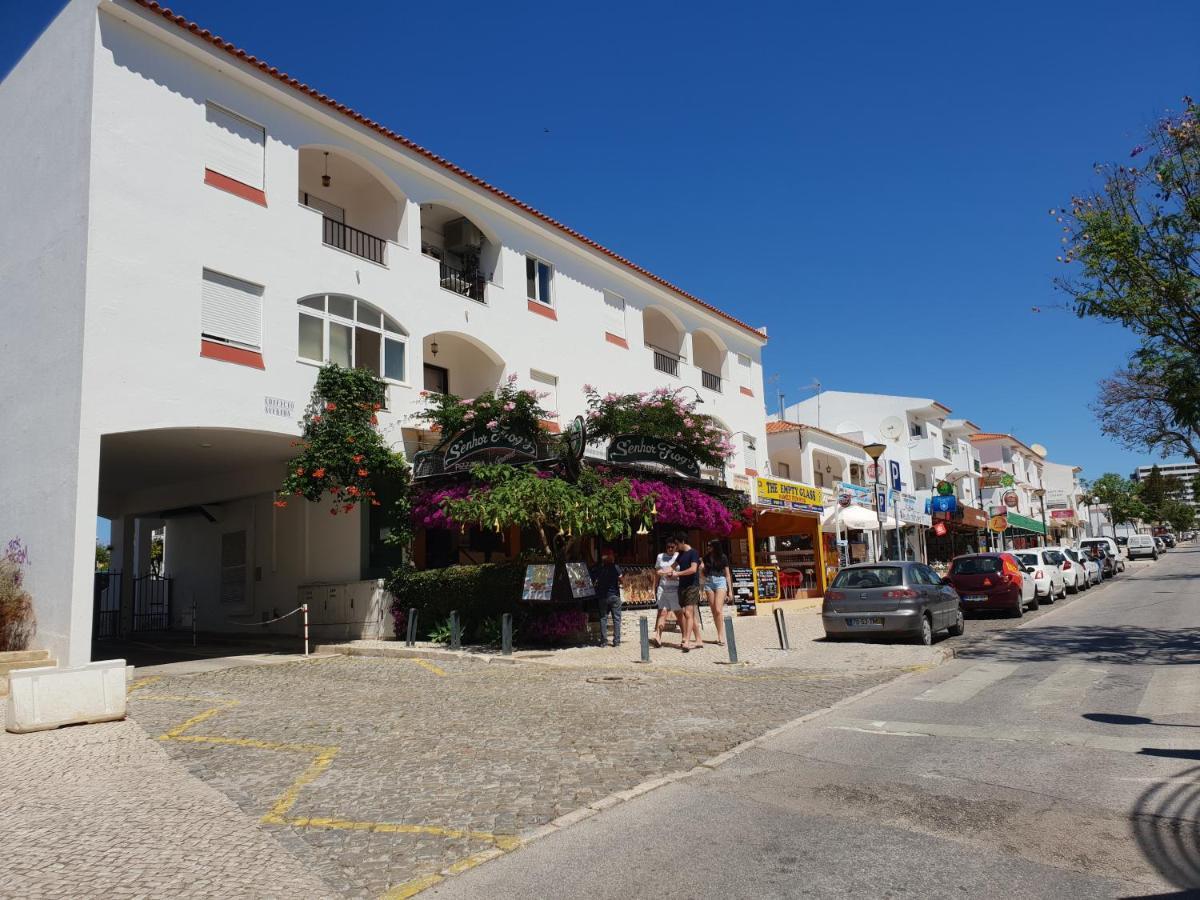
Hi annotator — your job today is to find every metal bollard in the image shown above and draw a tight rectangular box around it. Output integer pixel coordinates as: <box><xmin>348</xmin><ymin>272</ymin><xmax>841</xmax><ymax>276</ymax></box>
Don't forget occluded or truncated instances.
<box><xmin>773</xmin><ymin>607</ymin><xmax>791</xmax><ymax>650</ymax></box>
<box><xmin>406</xmin><ymin>608</ymin><xmax>418</xmax><ymax>646</ymax></box>
<box><xmin>724</xmin><ymin>615</ymin><xmax>739</xmax><ymax>664</ymax></box>
<box><xmin>501</xmin><ymin>613</ymin><xmax>513</xmax><ymax>656</ymax></box>
<box><xmin>449</xmin><ymin>610</ymin><xmax>461</xmax><ymax>650</ymax></box>
<box><xmin>639</xmin><ymin>616</ymin><xmax>650</xmax><ymax>663</ymax></box>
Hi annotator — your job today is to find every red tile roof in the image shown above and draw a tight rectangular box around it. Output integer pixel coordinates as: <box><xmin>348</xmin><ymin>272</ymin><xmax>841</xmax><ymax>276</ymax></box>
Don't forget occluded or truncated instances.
<box><xmin>765</xmin><ymin>421</ymin><xmax>866</xmax><ymax>448</ymax></box>
<box><xmin>129</xmin><ymin>1</ymin><xmax>767</xmax><ymax>341</ymax></box>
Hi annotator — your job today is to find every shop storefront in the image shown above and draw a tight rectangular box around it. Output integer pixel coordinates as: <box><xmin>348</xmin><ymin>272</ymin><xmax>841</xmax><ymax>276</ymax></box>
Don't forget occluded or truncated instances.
<box><xmin>1001</xmin><ymin>512</ymin><xmax>1047</xmax><ymax>550</ymax></box>
<box><xmin>741</xmin><ymin>475</ymin><xmax>829</xmax><ymax>602</ymax></box>
<box><xmin>925</xmin><ymin>502</ymin><xmax>987</xmax><ymax>569</ymax></box>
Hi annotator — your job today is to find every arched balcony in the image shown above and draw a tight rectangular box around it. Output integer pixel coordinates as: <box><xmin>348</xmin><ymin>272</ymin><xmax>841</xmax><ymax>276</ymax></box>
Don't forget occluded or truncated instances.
<box><xmin>692</xmin><ymin>330</ymin><xmax>727</xmax><ymax>394</ymax></box>
<box><xmin>643</xmin><ymin>307</ymin><xmax>685</xmax><ymax>378</ymax></box>
<box><xmin>421</xmin><ymin>331</ymin><xmax>505</xmax><ymax>401</ymax></box>
<box><xmin>419</xmin><ymin>204</ymin><xmax>499</xmax><ymax>304</ymax></box>
<box><xmin>298</xmin><ymin>147</ymin><xmax>405</xmax><ymax>266</ymax></box>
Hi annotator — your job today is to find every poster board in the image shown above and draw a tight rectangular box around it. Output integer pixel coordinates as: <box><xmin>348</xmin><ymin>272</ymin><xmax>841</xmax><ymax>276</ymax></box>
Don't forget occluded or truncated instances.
<box><xmin>617</xmin><ymin>566</ymin><xmax>656</xmax><ymax>608</ymax></box>
<box><xmin>522</xmin><ymin>564</ymin><xmax>554</xmax><ymax>601</ymax></box>
<box><xmin>565</xmin><ymin>563</ymin><xmax>595</xmax><ymax>599</ymax></box>
<box><xmin>754</xmin><ymin>566</ymin><xmax>781</xmax><ymax>602</ymax></box>
<box><xmin>731</xmin><ymin>566</ymin><xmax>756</xmax><ymax>615</ymax></box>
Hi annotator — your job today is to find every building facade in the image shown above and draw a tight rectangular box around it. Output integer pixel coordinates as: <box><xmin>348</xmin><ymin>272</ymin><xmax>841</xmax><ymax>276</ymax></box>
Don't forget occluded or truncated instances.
<box><xmin>1132</xmin><ymin>462</ymin><xmax>1200</xmax><ymax>512</ymax></box>
<box><xmin>0</xmin><ymin>0</ymin><xmax>770</xmax><ymax>664</ymax></box>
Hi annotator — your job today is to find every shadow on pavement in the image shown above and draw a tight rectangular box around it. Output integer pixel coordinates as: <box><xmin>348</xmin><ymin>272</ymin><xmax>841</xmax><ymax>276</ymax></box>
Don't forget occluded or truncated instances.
<box><xmin>1131</xmin><ymin>764</ymin><xmax>1200</xmax><ymax>892</ymax></box>
<box><xmin>954</xmin><ymin>625</ymin><xmax>1200</xmax><ymax>666</ymax></box>
<box><xmin>92</xmin><ymin>633</ymin><xmax>302</xmax><ymax>668</ymax></box>
<box><xmin>1084</xmin><ymin>713</ymin><xmax>1200</xmax><ymax>729</ymax></box>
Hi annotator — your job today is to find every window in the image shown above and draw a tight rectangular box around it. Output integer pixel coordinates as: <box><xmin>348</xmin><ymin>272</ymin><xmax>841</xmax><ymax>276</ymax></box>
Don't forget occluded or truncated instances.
<box><xmin>296</xmin><ymin>295</ymin><xmax>407</xmax><ymax>382</ymax></box>
<box><xmin>832</xmin><ymin>566</ymin><xmax>902</xmax><ymax>589</ymax></box>
<box><xmin>526</xmin><ymin>256</ymin><xmax>553</xmax><ymax>305</ymax></box>
<box><xmin>219</xmin><ymin>531</ymin><xmax>247</xmax><ymax>605</ymax></box>
<box><xmin>424</xmin><ymin>364</ymin><xmax>449</xmax><ymax>395</ymax></box>
<box><xmin>775</xmin><ymin>462</ymin><xmax>791</xmax><ymax>479</ymax></box>
<box><xmin>910</xmin><ymin>422</ymin><xmax>923</xmax><ymax>438</ymax></box>
<box><xmin>205</xmin><ymin>103</ymin><xmax>264</xmax><ymax>190</ymax></box>
<box><xmin>743</xmin><ymin>436</ymin><xmax>757</xmax><ymax>471</ymax></box>
<box><xmin>202</xmin><ymin>269</ymin><xmax>263</xmax><ymax>350</ymax></box>
<box><xmin>530</xmin><ymin>369</ymin><xmax>558</xmax><ymax>416</ymax></box>
<box><xmin>602</xmin><ymin>291</ymin><xmax>625</xmax><ymax>336</ymax></box>
<box><xmin>736</xmin><ymin>353</ymin><xmax>752</xmax><ymax>386</ymax></box>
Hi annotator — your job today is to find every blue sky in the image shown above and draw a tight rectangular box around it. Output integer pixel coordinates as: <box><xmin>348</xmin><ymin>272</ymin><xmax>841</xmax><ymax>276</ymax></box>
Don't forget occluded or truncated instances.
<box><xmin>5</xmin><ymin>1</ymin><xmax>1199</xmax><ymax>545</ymax></box>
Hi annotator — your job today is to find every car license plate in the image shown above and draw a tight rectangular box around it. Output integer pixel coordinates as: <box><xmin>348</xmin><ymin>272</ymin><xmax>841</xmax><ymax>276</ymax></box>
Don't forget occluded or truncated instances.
<box><xmin>847</xmin><ymin>617</ymin><xmax>884</xmax><ymax>627</ymax></box>
<box><xmin>963</xmin><ymin>595</ymin><xmax>987</xmax><ymax>602</ymax></box>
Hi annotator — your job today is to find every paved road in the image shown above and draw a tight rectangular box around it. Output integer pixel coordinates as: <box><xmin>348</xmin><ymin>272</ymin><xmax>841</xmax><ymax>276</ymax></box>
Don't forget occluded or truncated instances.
<box><xmin>433</xmin><ymin>547</ymin><xmax>1200</xmax><ymax>899</ymax></box>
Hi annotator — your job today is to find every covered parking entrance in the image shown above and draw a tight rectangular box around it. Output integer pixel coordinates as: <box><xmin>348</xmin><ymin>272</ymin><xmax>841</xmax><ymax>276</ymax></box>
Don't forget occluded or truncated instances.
<box><xmin>95</xmin><ymin>427</ymin><xmax>389</xmax><ymax>662</ymax></box>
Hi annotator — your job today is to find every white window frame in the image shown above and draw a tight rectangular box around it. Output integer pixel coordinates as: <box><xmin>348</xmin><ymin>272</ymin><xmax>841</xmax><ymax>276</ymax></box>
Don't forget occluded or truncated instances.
<box><xmin>775</xmin><ymin>461</ymin><xmax>791</xmax><ymax>479</ymax></box>
<box><xmin>205</xmin><ymin>101</ymin><xmax>265</xmax><ymax>190</ymax></box>
<box><xmin>526</xmin><ymin>255</ymin><xmax>554</xmax><ymax>306</ymax></box>
<box><xmin>529</xmin><ymin>368</ymin><xmax>559</xmax><ymax>416</ymax></box>
<box><xmin>201</xmin><ymin>268</ymin><xmax>263</xmax><ymax>351</ymax></box>
<box><xmin>743</xmin><ymin>435</ymin><xmax>758</xmax><ymax>471</ymax></box>
<box><xmin>736</xmin><ymin>353</ymin><xmax>752</xmax><ymax>387</ymax></box>
<box><xmin>296</xmin><ymin>294</ymin><xmax>408</xmax><ymax>386</ymax></box>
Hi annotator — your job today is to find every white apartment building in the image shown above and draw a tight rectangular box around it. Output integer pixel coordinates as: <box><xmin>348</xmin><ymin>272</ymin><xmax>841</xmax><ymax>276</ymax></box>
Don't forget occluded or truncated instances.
<box><xmin>970</xmin><ymin>433</ymin><xmax>1049</xmax><ymax>541</ymax></box>
<box><xmin>1041</xmin><ymin>461</ymin><xmax>1085</xmax><ymax>544</ymax></box>
<box><xmin>0</xmin><ymin>0</ymin><xmax>770</xmax><ymax>665</ymax></box>
<box><xmin>780</xmin><ymin>391</ymin><xmax>983</xmax><ymax>560</ymax></box>
<box><xmin>1132</xmin><ymin>462</ymin><xmax>1200</xmax><ymax>511</ymax></box>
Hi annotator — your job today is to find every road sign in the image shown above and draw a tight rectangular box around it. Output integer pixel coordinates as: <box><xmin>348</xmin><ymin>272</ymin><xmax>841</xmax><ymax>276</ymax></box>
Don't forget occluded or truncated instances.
<box><xmin>989</xmin><ymin>514</ymin><xmax>1008</xmax><ymax>533</ymax></box>
<box><xmin>889</xmin><ymin>460</ymin><xmax>901</xmax><ymax>491</ymax></box>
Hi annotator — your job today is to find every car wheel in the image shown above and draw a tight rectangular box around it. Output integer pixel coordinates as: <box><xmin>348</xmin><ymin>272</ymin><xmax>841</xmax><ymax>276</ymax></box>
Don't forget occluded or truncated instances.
<box><xmin>914</xmin><ymin>615</ymin><xmax>933</xmax><ymax>646</ymax></box>
<box><xmin>1028</xmin><ymin>591</ymin><xmax>1040</xmax><ymax>611</ymax></box>
<box><xmin>1067</xmin><ymin>581</ymin><xmax>1078</xmax><ymax>595</ymax></box>
<box><xmin>1010</xmin><ymin>598</ymin><xmax>1024</xmax><ymax>618</ymax></box>
<box><xmin>947</xmin><ymin>610</ymin><xmax>965</xmax><ymax>637</ymax></box>
<box><xmin>1044</xmin><ymin>587</ymin><xmax>1056</xmax><ymax>604</ymax></box>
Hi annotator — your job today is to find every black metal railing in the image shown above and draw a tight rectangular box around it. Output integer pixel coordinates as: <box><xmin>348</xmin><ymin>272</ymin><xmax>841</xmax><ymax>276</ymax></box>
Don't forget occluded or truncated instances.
<box><xmin>132</xmin><ymin>575</ymin><xmax>172</xmax><ymax>633</ymax></box>
<box><xmin>93</xmin><ymin>571</ymin><xmax>122</xmax><ymax>641</ymax></box>
<box><xmin>701</xmin><ymin>369</ymin><xmax>722</xmax><ymax>393</ymax></box>
<box><xmin>438</xmin><ymin>260</ymin><xmax>487</xmax><ymax>303</ymax></box>
<box><xmin>650</xmin><ymin>345</ymin><xmax>681</xmax><ymax>377</ymax></box>
<box><xmin>323</xmin><ymin>217</ymin><xmax>387</xmax><ymax>265</ymax></box>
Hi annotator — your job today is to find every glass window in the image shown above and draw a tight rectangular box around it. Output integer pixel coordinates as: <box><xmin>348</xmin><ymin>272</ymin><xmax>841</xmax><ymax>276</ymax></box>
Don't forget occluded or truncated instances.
<box><xmin>384</xmin><ymin>339</ymin><xmax>405</xmax><ymax>382</ymax></box>
<box><xmin>356</xmin><ymin>306</ymin><xmax>381</xmax><ymax>328</ymax></box>
<box><xmin>328</xmin><ymin>295</ymin><xmax>355</xmax><ymax>320</ymax></box>
<box><xmin>951</xmin><ymin>556</ymin><xmax>1002</xmax><ymax>575</ymax></box>
<box><xmin>1015</xmin><ymin>553</ymin><xmax>1038</xmax><ymax>567</ymax></box>
<box><xmin>355</xmin><ymin>328</ymin><xmax>381</xmax><ymax>376</ymax></box>
<box><xmin>526</xmin><ymin>256</ymin><xmax>552</xmax><ymax>304</ymax></box>
<box><xmin>298</xmin><ymin>314</ymin><xmax>324</xmax><ymax>361</ymax></box>
<box><xmin>299</xmin><ymin>296</ymin><xmax>325</xmax><ymax>311</ymax></box>
<box><xmin>329</xmin><ymin>322</ymin><xmax>352</xmax><ymax>367</ymax></box>
<box><xmin>832</xmin><ymin>566</ymin><xmax>903</xmax><ymax>589</ymax></box>
<box><xmin>1044</xmin><ymin>551</ymin><xmax>1065</xmax><ymax>564</ymax></box>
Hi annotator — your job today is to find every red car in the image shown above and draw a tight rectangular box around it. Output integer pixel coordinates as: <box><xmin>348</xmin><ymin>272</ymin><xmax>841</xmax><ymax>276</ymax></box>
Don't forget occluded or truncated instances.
<box><xmin>947</xmin><ymin>553</ymin><xmax>1038</xmax><ymax>617</ymax></box>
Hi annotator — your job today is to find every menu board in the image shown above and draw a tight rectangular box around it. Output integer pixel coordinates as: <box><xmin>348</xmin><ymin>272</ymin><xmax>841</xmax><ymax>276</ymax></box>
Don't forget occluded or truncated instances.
<box><xmin>754</xmin><ymin>566</ymin><xmax>781</xmax><ymax>602</ymax></box>
<box><xmin>731</xmin><ymin>566</ymin><xmax>756</xmax><ymax>615</ymax></box>
<box><xmin>523</xmin><ymin>564</ymin><xmax>555</xmax><ymax>601</ymax></box>
<box><xmin>565</xmin><ymin>562</ymin><xmax>596</xmax><ymax>599</ymax></box>
<box><xmin>618</xmin><ymin>566</ymin><xmax>656</xmax><ymax>608</ymax></box>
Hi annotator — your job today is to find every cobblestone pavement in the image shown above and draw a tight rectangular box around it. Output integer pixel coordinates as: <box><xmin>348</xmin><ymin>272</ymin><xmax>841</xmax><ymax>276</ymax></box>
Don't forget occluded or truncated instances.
<box><xmin>127</xmin><ymin>655</ymin><xmax>897</xmax><ymax>897</ymax></box>
<box><xmin>0</xmin><ymin>713</ymin><xmax>332</xmax><ymax>898</ymax></box>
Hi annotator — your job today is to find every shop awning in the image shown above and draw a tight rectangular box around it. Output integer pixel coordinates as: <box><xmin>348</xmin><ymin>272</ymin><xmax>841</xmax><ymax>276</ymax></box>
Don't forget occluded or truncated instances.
<box><xmin>1005</xmin><ymin>512</ymin><xmax>1046</xmax><ymax>535</ymax></box>
<box><xmin>753</xmin><ymin>509</ymin><xmax>822</xmax><ymax>538</ymax></box>
<box><xmin>822</xmin><ymin>504</ymin><xmax>885</xmax><ymax>532</ymax></box>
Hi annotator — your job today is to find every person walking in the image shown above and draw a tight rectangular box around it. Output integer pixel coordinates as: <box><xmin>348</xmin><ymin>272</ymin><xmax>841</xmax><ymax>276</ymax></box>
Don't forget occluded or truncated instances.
<box><xmin>701</xmin><ymin>539</ymin><xmax>732</xmax><ymax>646</ymax></box>
<box><xmin>651</xmin><ymin>537</ymin><xmax>682</xmax><ymax>648</ymax></box>
<box><xmin>668</xmin><ymin>531</ymin><xmax>703</xmax><ymax>651</ymax></box>
<box><xmin>591</xmin><ymin>547</ymin><xmax>624</xmax><ymax>647</ymax></box>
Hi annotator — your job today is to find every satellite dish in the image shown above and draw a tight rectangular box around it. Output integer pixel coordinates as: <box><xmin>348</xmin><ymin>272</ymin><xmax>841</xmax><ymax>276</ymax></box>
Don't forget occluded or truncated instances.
<box><xmin>1030</xmin><ymin>443</ymin><xmax>1048</xmax><ymax>458</ymax></box>
<box><xmin>880</xmin><ymin>416</ymin><xmax>904</xmax><ymax>441</ymax></box>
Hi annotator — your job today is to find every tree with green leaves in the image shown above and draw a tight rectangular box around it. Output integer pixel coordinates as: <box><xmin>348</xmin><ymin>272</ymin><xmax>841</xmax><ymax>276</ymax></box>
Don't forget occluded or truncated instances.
<box><xmin>1055</xmin><ymin>97</ymin><xmax>1200</xmax><ymax>464</ymax></box>
<box><xmin>1087</xmin><ymin>473</ymin><xmax>1146</xmax><ymax>535</ymax></box>
<box><xmin>1161</xmin><ymin>498</ymin><xmax>1197</xmax><ymax>534</ymax></box>
<box><xmin>1137</xmin><ymin>465</ymin><xmax>1170</xmax><ymax>524</ymax></box>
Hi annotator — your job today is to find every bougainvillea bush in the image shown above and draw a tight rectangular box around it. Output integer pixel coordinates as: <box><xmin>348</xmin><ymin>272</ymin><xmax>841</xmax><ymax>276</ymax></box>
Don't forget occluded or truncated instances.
<box><xmin>627</xmin><ymin>478</ymin><xmax>738</xmax><ymax>535</ymax></box>
<box><xmin>582</xmin><ymin>386</ymin><xmax>734</xmax><ymax>469</ymax></box>
<box><xmin>0</xmin><ymin>538</ymin><xmax>35</xmax><ymax>652</ymax></box>
<box><xmin>410</xmin><ymin>484</ymin><xmax>472</xmax><ymax>530</ymax></box>
<box><xmin>411</xmin><ymin>374</ymin><xmax>553</xmax><ymax>441</ymax></box>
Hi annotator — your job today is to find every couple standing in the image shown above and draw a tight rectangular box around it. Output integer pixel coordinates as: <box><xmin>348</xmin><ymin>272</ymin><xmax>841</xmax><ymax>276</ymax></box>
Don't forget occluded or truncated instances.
<box><xmin>652</xmin><ymin>532</ymin><xmax>731</xmax><ymax>651</ymax></box>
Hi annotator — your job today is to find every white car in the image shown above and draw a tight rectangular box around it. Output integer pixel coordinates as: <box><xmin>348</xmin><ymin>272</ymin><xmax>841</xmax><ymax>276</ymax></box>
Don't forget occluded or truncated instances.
<box><xmin>1015</xmin><ymin>549</ymin><xmax>1068</xmax><ymax>602</ymax></box>
<box><xmin>1062</xmin><ymin>546</ymin><xmax>1099</xmax><ymax>589</ymax></box>
<box><xmin>1126</xmin><ymin>534</ymin><xmax>1159</xmax><ymax>560</ymax></box>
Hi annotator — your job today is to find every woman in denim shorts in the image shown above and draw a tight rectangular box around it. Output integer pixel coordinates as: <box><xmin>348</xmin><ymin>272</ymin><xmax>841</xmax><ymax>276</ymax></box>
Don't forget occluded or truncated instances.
<box><xmin>701</xmin><ymin>539</ymin><xmax>732</xmax><ymax>646</ymax></box>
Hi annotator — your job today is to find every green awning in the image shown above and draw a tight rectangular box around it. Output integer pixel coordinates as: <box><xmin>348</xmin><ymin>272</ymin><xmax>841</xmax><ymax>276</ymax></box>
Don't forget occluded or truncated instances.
<box><xmin>1005</xmin><ymin>512</ymin><xmax>1046</xmax><ymax>534</ymax></box>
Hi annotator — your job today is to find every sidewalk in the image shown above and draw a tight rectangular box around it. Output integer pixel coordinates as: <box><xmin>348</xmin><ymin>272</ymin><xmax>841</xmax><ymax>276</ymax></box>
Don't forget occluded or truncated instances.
<box><xmin>325</xmin><ymin>602</ymin><xmax>949</xmax><ymax>674</ymax></box>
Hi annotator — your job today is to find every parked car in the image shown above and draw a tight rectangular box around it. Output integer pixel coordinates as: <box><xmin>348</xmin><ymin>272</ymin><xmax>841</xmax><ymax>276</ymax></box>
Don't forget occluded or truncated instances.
<box><xmin>1154</xmin><ymin>536</ymin><xmax>1166</xmax><ymax>554</ymax></box>
<box><xmin>1126</xmin><ymin>534</ymin><xmax>1159</xmax><ymax>561</ymax></box>
<box><xmin>947</xmin><ymin>553</ymin><xmax>1037</xmax><ymax>618</ymax></box>
<box><xmin>1115</xmin><ymin>535</ymin><xmax>1129</xmax><ymax>548</ymax></box>
<box><xmin>822</xmin><ymin>561</ymin><xmax>964</xmax><ymax>645</ymax></box>
<box><xmin>1092</xmin><ymin>545</ymin><xmax>1120</xmax><ymax>579</ymax></box>
<box><xmin>1014</xmin><ymin>548</ymin><xmax>1068</xmax><ymax>602</ymax></box>
<box><xmin>1080</xmin><ymin>537</ymin><xmax>1122</xmax><ymax>561</ymax></box>
<box><xmin>1061</xmin><ymin>546</ymin><xmax>1099</xmax><ymax>589</ymax></box>
<box><xmin>1162</xmin><ymin>533</ymin><xmax>1177</xmax><ymax>548</ymax></box>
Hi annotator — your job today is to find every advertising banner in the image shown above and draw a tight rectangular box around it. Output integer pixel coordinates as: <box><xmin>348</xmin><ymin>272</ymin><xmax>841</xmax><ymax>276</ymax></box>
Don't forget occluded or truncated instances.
<box><xmin>755</xmin><ymin>476</ymin><xmax>824</xmax><ymax>514</ymax></box>
<box><xmin>892</xmin><ymin>490</ymin><xmax>932</xmax><ymax>526</ymax></box>
<box><xmin>835</xmin><ymin>481</ymin><xmax>875</xmax><ymax>510</ymax></box>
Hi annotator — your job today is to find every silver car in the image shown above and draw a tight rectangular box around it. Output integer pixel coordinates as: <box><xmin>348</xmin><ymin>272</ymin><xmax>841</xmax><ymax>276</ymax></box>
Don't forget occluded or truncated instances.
<box><xmin>823</xmin><ymin>561</ymin><xmax>964</xmax><ymax>646</ymax></box>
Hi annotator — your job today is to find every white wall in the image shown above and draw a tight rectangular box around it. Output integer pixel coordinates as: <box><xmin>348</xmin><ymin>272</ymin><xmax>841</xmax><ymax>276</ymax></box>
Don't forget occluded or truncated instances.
<box><xmin>0</xmin><ymin>0</ymin><xmax>98</xmax><ymax>664</ymax></box>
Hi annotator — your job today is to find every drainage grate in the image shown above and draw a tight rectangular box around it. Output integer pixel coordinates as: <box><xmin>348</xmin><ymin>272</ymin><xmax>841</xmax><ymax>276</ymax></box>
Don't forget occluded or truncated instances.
<box><xmin>586</xmin><ymin>675</ymin><xmax>643</xmax><ymax>685</ymax></box>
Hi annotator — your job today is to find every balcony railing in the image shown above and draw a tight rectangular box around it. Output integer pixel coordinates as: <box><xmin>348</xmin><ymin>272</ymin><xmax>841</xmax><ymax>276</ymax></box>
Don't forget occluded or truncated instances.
<box><xmin>701</xmin><ymin>369</ymin><xmax>722</xmax><ymax>393</ymax></box>
<box><xmin>648</xmin><ymin>344</ymin><xmax>682</xmax><ymax>377</ymax></box>
<box><xmin>323</xmin><ymin>217</ymin><xmax>387</xmax><ymax>265</ymax></box>
<box><xmin>438</xmin><ymin>259</ymin><xmax>487</xmax><ymax>303</ymax></box>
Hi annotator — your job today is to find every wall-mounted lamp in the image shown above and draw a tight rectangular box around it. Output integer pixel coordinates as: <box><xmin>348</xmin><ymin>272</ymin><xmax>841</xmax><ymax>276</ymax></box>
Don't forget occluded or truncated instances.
<box><xmin>429</xmin><ymin>341</ymin><xmax>439</xmax><ymax>358</ymax></box>
<box><xmin>322</xmin><ymin>151</ymin><xmax>331</xmax><ymax>188</ymax></box>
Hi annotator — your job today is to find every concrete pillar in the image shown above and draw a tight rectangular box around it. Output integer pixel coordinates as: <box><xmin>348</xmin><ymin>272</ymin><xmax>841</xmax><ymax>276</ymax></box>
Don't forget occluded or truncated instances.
<box><xmin>114</xmin><ymin>516</ymin><xmax>135</xmax><ymax>636</ymax></box>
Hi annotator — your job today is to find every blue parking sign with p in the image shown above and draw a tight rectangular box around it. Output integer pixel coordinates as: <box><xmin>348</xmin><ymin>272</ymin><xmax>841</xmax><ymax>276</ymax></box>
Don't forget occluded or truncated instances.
<box><xmin>889</xmin><ymin>460</ymin><xmax>901</xmax><ymax>491</ymax></box>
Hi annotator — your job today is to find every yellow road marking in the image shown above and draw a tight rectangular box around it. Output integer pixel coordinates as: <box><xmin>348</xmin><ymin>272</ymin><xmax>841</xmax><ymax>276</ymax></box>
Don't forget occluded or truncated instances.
<box><xmin>279</xmin><ymin>816</ymin><xmax>518</xmax><ymax>849</ymax></box>
<box><xmin>408</xmin><ymin>658</ymin><xmax>447</xmax><ymax>677</ymax></box>
<box><xmin>382</xmin><ymin>872</ymin><xmax>444</xmax><ymax>899</ymax></box>
<box><xmin>261</xmin><ymin>749</ymin><xmax>339</xmax><ymax>824</ymax></box>
<box><xmin>159</xmin><ymin>703</ymin><xmax>237</xmax><ymax>740</ymax></box>
<box><xmin>127</xmin><ymin>675</ymin><xmax>161</xmax><ymax>694</ymax></box>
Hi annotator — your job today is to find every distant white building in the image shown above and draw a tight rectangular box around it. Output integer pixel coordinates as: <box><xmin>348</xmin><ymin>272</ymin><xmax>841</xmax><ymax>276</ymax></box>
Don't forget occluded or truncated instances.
<box><xmin>1132</xmin><ymin>461</ymin><xmax>1199</xmax><ymax>511</ymax></box>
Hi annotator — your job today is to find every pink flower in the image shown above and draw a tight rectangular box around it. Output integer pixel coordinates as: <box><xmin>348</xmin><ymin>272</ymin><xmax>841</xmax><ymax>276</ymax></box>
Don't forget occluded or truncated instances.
<box><xmin>486</xmin><ymin>419</ymin><xmax>499</xmax><ymax>430</ymax></box>
<box><xmin>503</xmin><ymin>401</ymin><xmax>516</xmax><ymax>411</ymax></box>
<box><xmin>583</xmin><ymin>383</ymin><xmax>595</xmax><ymax>393</ymax></box>
<box><xmin>507</xmin><ymin>372</ymin><xmax>520</xmax><ymax>384</ymax></box>
<box><xmin>464</xmin><ymin>410</ymin><xmax>476</xmax><ymax>420</ymax></box>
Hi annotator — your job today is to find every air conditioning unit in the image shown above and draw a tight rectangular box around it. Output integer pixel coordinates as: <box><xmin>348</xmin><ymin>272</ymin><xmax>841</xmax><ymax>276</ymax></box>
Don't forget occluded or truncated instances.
<box><xmin>444</xmin><ymin>218</ymin><xmax>483</xmax><ymax>253</ymax></box>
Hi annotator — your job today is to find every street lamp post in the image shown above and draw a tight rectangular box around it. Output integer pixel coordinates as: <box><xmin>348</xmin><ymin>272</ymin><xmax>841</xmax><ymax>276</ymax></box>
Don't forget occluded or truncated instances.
<box><xmin>864</xmin><ymin>442</ymin><xmax>887</xmax><ymax>562</ymax></box>
<box><xmin>1033</xmin><ymin>488</ymin><xmax>1048</xmax><ymax>548</ymax></box>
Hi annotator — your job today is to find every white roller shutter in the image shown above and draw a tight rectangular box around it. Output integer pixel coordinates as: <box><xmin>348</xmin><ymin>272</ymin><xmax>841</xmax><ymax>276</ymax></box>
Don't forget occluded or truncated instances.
<box><xmin>206</xmin><ymin>103</ymin><xmax>265</xmax><ymax>190</ymax></box>
<box><xmin>602</xmin><ymin>291</ymin><xmax>625</xmax><ymax>336</ymax></box>
<box><xmin>202</xmin><ymin>269</ymin><xmax>263</xmax><ymax>349</ymax></box>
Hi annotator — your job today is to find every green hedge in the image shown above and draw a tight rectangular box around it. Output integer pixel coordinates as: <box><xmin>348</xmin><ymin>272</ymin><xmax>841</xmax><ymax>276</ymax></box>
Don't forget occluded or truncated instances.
<box><xmin>387</xmin><ymin>562</ymin><xmax>527</xmax><ymax>642</ymax></box>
